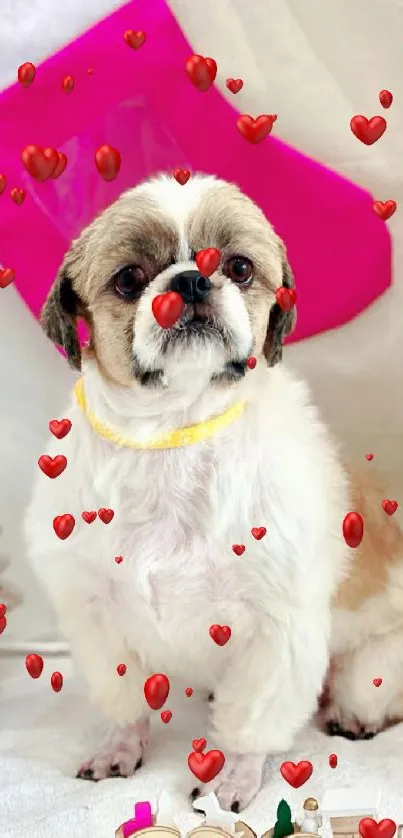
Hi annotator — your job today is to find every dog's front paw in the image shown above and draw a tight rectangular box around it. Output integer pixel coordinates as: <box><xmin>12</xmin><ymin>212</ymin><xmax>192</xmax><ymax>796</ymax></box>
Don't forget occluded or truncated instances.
<box><xmin>77</xmin><ymin>719</ymin><xmax>149</xmax><ymax>781</ymax></box>
<box><xmin>191</xmin><ymin>752</ymin><xmax>266</xmax><ymax>812</ymax></box>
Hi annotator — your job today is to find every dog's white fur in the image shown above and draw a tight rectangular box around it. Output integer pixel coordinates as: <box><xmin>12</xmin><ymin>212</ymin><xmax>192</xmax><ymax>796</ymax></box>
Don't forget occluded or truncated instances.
<box><xmin>25</xmin><ymin>173</ymin><xmax>391</xmax><ymax>809</ymax></box>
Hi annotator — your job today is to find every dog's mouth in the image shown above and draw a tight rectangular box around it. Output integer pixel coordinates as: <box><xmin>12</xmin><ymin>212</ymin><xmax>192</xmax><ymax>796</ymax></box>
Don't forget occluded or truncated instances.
<box><xmin>162</xmin><ymin>302</ymin><xmax>226</xmax><ymax>344</ymax></box>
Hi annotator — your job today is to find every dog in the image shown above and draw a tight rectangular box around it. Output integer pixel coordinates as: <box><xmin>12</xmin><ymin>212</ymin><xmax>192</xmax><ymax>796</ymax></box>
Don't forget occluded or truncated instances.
<box><xmin>24</xmin><ymin>173</ymin><xmax>403</xmax><ymax>811</ymax></box>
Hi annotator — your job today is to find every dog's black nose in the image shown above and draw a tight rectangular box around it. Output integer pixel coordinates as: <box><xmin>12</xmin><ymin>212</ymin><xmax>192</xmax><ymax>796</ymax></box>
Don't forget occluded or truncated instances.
<box><xmin>169</xmin><ymin>270</ymin><xmax>211</xmax><ymax>304</ymax></box>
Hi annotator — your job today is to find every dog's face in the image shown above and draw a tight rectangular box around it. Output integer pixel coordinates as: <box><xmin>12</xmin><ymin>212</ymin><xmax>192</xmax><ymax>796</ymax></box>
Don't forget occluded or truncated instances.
<box><xmin>41</xmin><ymin>174</ymin><xmax>295</xmax><ymax>388</ymax></box>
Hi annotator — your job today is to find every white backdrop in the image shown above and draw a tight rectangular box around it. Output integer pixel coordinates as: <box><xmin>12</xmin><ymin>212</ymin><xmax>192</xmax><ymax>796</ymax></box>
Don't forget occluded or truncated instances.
<box><xmin>0</xmin><ymin>0</ymin><xmax>402</xmax><ymax>645</ymax></box>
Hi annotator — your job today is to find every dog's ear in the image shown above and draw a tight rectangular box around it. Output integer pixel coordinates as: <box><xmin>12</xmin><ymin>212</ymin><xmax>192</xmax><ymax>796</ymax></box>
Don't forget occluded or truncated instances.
<box><xmin>40</xmin><ymin>264</ymin><xmax>86</xmax><ymax>370</ymax></box>
<box><xmin>264</xmin><ymin>244</ymin><xmax>296</xmax><ymax>366</ymax></box>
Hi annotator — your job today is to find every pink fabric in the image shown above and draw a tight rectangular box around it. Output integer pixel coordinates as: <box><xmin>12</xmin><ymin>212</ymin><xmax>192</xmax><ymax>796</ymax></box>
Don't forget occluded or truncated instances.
<box><xmin>0</xmin><ymin>0</ymin><xmax>391</xmax><ymax>344</ymax></box>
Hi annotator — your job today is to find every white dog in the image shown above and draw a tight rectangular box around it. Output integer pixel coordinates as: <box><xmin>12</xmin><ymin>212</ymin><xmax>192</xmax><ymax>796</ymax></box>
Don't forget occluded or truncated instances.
<box><xmin>24</xmin><ymin>173</ymin><xmax>403</xmax><ymax>811</ymax></box>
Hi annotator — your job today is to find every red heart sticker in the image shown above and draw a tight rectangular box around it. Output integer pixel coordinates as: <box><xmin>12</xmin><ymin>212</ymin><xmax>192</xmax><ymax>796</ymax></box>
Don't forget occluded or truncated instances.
<box><xmin>372</xmin><ymin>200</ymin><xmax>396</xmax><ymax>221</ymax></box>
<box><xmin>144</xmin><ymin>673</ymin><xmax>170</xmax><ymax>710</ymax></box>
<box><xmin>82</xmin><ymin>511</ymin><xmax>97</xmax><ymax>524</ymax></box>
<box><xmin>232</xmin><ymin>544</ymin><xmax>245</xmax><ymax>556</ymax></box>
<box><xmin>185</xmin><ymin>54</ymin><xmax>217</xmax><ymax>92</ymax></box>
<box><xmin>0</xmin><ymin>174</ymin><xmax>6</xmax><ymax>194</ymax></box>
<box><xmin>115</xmin><ymin>556</ymin><xmax>123</xmax><ymax>564</ymax></box>
<box><xmin>38</xmin><ymin>454</ymin><xmax>67</xmax><ymax>479</ymax></box>
<box><xmin>251</xmin><ymin>526</ymin><xmax>266</xmax><ymax>541</ymax></box>
<box><xmin>365</xmin><ymin>453</ymin><xmax>374</xmax><ymax>461</ymax></box>
<box><xmin>209</xmin><ymin>624</ymin><xmax>231</xmax><ymax>646</ymax></box>
<box><xmin>343</xmin><ymin>511</ymin><xmax>364</xmax><ymax>548</ymax></box>
<box><xmin>280</xmin><ymin>760</ymin><xmax>313</xmax><ymax>788</ymax></box>
<box><xmin>21</xmin><ymin>145</ymin><xmax>58</xmax><ymax>181</ymax></box>
<box><xmin>25</xmin><ymin>653</ymin><xmax>44</xmax><ymax>679</ymax></box>
<box><xmin>173</xmin><ymin>168</ymin><xmax>191</xmax><ymax>185</ymax></box>
<box><xmin>188</xmin><ymin>749</ymin><xmax>225</xmax><ymax>783</ymax></box>
<box><xmin>51</xmin><ymin>671</ymin><xmax>63</xmax><ymax>692</ymax></box>
<box><xmin>124</xmin><ymin>30</ymin><xmax>147</xmax><ymax>49</ymax></box>
<box><xmin>98</xmin><ymin>508</ymin><xmax>114</xmax><ymax>524</ymax></box>
<box><xmin>161</xmin><ymin>710</ymin><xmax>172</xmax><ymax>724</ymax></box>
<box><xmin>10</xmin><ymin>187</ymin><xmax>26</xmax><ymax>205</ymax></box>
<box><xmin>329</xmin><ymin>753</ymin><xmax>338</xmax><ymax>769</ymax></box>
<box><xmin>226</xmin><ymin>78</ymin><xmax>243</xmax><ymax>94</ymax></box>
<box><xmin>350</xmin><ymin>115</ymin><xmax>387</xmax><ymax>146</ymax></box>
<box><xmin>192</xmin><ymin>738</ymin><xmax>207</xmax><ymax>753</ymax></box>
<box><xmin>0</xmin><ymin>269</ymin><xmax>15</xmax><ymax>289</ymax></box>
<box><xmin>117</xmin><ymin>663</ymin><xmax>127</xmax><ymax>676</ymax></box>
<box><xmin>51</xmin><ymin>152</ymin><xmax>68</xmax><ymax>180</ymax></box>
<box><xmin>247</xmin><ymin>356</ymin><xmax>257</xmax><ymax>369</ymax></box>
<box><xmin>53</xmin><ymin>514</ymin><xmax>75</xmax><ymax>540</ymax></box>
<box><xmin>373</xmin><ymin>677</ymin><xmax>382</xmax><ymax>687</ymax></box>
<box><xmin>62</xmin><ymin>75</ymin><xmax>74</xmax><ymax>93</ymax></box>
<box><xmin>379</xmin><ymin>90</ymin><xmax>393</xmax><ymax>109</ymax></box>
<box><xmin>0</xmin><ymin>616</ymin><xmax>7</xmax><ymax>635</ymax></box>
<box><xmin>236</xmin><ymin>114</ymin><xmax>277</xmax><ymax>144</ymax></box>
<box><xmin>276</xmin><ymin>287</ymin><xmax>297</xmax><ymax>312</ymax></box>
<box><xmin>195</xmin><ymin>248</ymin><xmax>221</xmax><ymax>277</ymax></box>
<box><xmin>382</xmin><ymin>499</ymin><xmax>398</xmax><ymax>516</ymax></box>
<box><xmin>0</xmin><ymin>604</ymin><xmax>6</xmax><ymax>618</ymax></box>
<box><xmin>359</xmin><ymin>820</ymin><xmax>396</xmax><ymax>838</ymax></box>
<box><xmin>95</xmin><ymin>145</ymin><xmax>121</xmax><ymax>181</ymax></box>
<box><xmin>18</xmin><ymin>62</ymin><xmax>36</xmax><ymax>87</ymax></box>
<box><xmin>49</xmin><ymin>419</ymin><xmax>71</xmax><ymax>439</ymax></box>
<box><xmin>185</xmin><ymin>687</ymin><xmax>193</xmax><ymax>697</ymax></box>
<box><xmin>152</xmin><ymin>292</ymin><xmax>184</xmax><ymax>329</ymax></box>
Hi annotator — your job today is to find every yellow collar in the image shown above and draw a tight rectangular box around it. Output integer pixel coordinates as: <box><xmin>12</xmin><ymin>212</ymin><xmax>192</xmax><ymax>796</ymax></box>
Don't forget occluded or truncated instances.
<box><xmin>74</xmin><ymin>378</ymin><xmax>246</xmax><ymax>450</ymax></box>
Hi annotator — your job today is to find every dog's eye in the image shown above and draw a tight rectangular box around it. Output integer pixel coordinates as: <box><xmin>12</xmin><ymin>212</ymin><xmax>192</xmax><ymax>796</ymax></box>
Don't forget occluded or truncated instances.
<box><xmin>113</xmin><ymin>266</ymin><xmax>147</xmax><ymax>300</ymax></box>
<box><xmin>224</xmin><ymin>256</ymin><xmax>254</xmax><ymax>286</ymax></box>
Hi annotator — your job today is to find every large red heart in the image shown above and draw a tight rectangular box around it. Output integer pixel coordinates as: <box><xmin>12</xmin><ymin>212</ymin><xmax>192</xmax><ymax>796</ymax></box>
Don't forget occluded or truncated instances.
<box><xmin>195</xmin><ymin>248</ymin><xmax>221</xmax><ymax>277</ymax></box>
<box><xmin>25</xmin><ymin>653</ymin><xmax>44</xmax><ymax>679</ymax></box>
<box><xmin>123</xmin><ymin>30</ymin><xmax>147</xmax><ymax>49</ymax></box>
<box><xmin>0</xmin><ymin>269</ymin><xmax>15</xmax><ymax>289</ymax></box>
<box><xmin>144</xmin><ymin>673</ymin><xmax>170</xmax><ymax>710</ymax></box>
<box><xmin>382</xmin><ymin>499</ymin><xmax>398</xmax><ymax>516</ymax></box>
<box><xmin>350</xmin><ymin>115</ymin><xmax>387</xmax><ymax>146</ymax></box>
<box><xmin>98</xmin><ymin>508</ymin><xmax>114</xmax><ymax>524</ymax></box>
<box><xmin>226</xmin><ymin>78</ymin><xmax>243</xmax><ymax>94</ymax></box>
<box><xmin>372</xmin><ymin>200</ymin><xmax>396</xmax><ymax>221</ymax></box>
<box><xmin>280</xmin><ymin>760</ymin><xmax>313</xmax><ymax>788</ymax></box>
<box><xmin>188</xmin><ymin>749</ymin><xmax>225</xmax><ymax>783</ymax></box>
<box><xmin>173</xmin><ymin>168</ymin><xmax>191</xmax><ymax>185</ymax></box>
<box><xmin>53</xmin><ymin>514</ymin><xmax>75</xmax><ymax>540</ymax></box>
<box><xmin>192</xmin><ymin>738</ymin><xmax>207</xmax><ymax>753</ymax></box>
<box><xmin>49</xmin><ymin>419</ymin><xmax>72</xmax><ymax>439</ymax></box>
<box><xmin>152</xmin><ymin>292</ymin><xmax>184</xmax><ymax>329</ymax></box>
<box><xmin>359</xmin><ymin>819</ymin><xmax>396</xmax><ymax>838</ymax></box>
<box><xmin>342</xmin><ymin>511</ymin><xmax>364</xmax><ymax>548</ymax></box>
<box><xmin>276</xmin><ymin>287</ymin><xmax>297</xmax><ymax>312</ymax></box>
<box><xmin>95</xmin><ymin>145</ymin><xmax>121</xmax><ymax>182</ymax></box>
<box><xmin>209</xmin><ymin>624</ymin><xmax>231</xmax><ymax>646</ymax></box>
<box><xmin>185</xmin><ymin>54</ymin><xmax>217</xmax><ymax>92</ymax></box>
<box><xmin>38</xmin><ymin>454</ymin><xmax>67</xmax><ymax>479</ymax></box>
<box><xmin>236</xmin><ymin>114</ymin><xmax>277</xmax><ymax>144</ymax></box>
<box><xmin>21</xmin><ymin>145</ymin><xmax>58</xmax><ymax>181</ymax></box>
<box><xmin>251</xmin><ymin>527</ymin><xmax>266</xmax><ymax>541</ymax></box>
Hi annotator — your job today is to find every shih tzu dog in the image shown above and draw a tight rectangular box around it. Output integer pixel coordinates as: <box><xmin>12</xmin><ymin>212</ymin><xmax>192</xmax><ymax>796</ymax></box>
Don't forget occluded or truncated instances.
<box><xmin>24</xmin><ymin>173</ymin><xmax>403</xmax><ymax>810</ymax></box>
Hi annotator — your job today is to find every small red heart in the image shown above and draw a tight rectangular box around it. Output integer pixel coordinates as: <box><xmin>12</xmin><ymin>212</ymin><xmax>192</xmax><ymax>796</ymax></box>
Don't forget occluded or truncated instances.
<box><xmin>173</xmin><ymin>168</ymin><xmax>191</xmax><ymax>185</ymax></box>
<box><xmin>123</xmin><ymin>30</ymin><xmax>147</xmax><ymax>49</ymax></box>
<box><xmin>25</xmin><ymin>653</ymin><xmax>44</xmax><ymax>679</ymax></box>
<box><xmin>372</xmin><ymin>200</ymin><xmax>396</xmax><ymax>221</ymax></box>
<box><xmin>82</xmin><ymin>511</ymin><xmax>97</xmax><ymax>524</ymax></box>
<box><xmin>226</xmin><ymin>78</ymin><xmax>243</xmax><ymax>94</ymax></box>
<box><xmin>251</xmin><ymin>526</ymin><xmax>266</xmax><ymax>541</ymax></box>
<box><xmin>373</xmin><ymin>677</ymin><xmax>382</xmax><ymax>687</ymax></box>
<box><xmin>0</xmin><ymin>174</ymin><xmax>6</xmax><ymax>194</ymax></box>
<box><xmin>185</xmin><ymin>687</ymin><xmax>193</xmax><ymax>697</ymax></box>
<box><xmin>161</xmin><ymin>710</ymin><xmax>172</xmax><ymax>724</ymax></box>
<box><xmin>343</xmin><ymin>511</ymin><xmax>364</xmax><ymax>548</ymax></box>
<box><xmin>86</xmin><ymin>68</ymin><xmax>94</xmax><ymax>75</ymax></box>
<box><xmin>365</xmin><ymin>453</ymin><xmax>374</xmax><ymax>461</ymax></box>
<box><xmin>152</xmin><ymin>292</ymin><xmax>184</xmax><ymax>329</ymax></box>
<box><xmin>185</xmin><ymin>54</ymin><xmax>217</xmax><ymax>92</ymax></box>
<box><xmin>232</xmin><ymin>544</ymin><xmax>245</xmax><ymax>556</ymax></box>
<box><xmin>329</xmin><ymin>753</ymin><xmax>338</xmax><ymax>769</ymax></box>
<box><xmin>236</xmin><ymin>114</ymin><xmax>277</xmax><ymax>144</ymax></box>
<box><xmin>350</xmin><ymin>115</ymin><xmax>387</xmax><ymax>146</ymax></box>
<box><xmin>379</xmin><ymin>90</ymin><xmax>393</xmax><ymax>109</ymax></box>
<box><xmin>115</xmin><ymin>555</ymin><xmax>123</xmax><ymax>564</ymax></box>
<box><xmin>195</xmin><ymin>248</ymin><xmax>221</xmax><ymax>277</ymax></box>
<box><xmin>62</xmin><ymin>75</ymin><xmax>74</xmax><ymax>93</ymax></box>
<box><xmin>0</xmin><ymin>616</ymin><xmax>7</xmax><ymax>635</ymax></box>
<box><xmin>280</xmin><ymin>760</ymin><xmax>313</xmax><ymax>788</ymax></box>
<box><xmin>10</xmin><ymin>187</ymin><xmax>26</xmax><ymax>205</ymax></box>
<box><xmin>209</xmin><ymin>624</ymin><xmax>231</xmax><ymax>646</ymax></box>
<box><xmin>51</xmin><ymin>152</ymin><xmax>68</xmax><ymax>180</ymax></box>
<box><xmin>144</xmin><ymin>673</ymin><xmax>170</xmax><ymax>710</ymax></box>
<box><xmin>276</xmin><ymin>287</ymin><xmax>297</xmax><ymax>312</ymax></box>
<box><xmin>95</xmin><ymin>145</ymin><xmax>121</xmax><ymax>182</ymax></box>
<box><xmin>0</xmin><ymin>604</ymin><xmax>6</xmax><ymax>618</ymax></box>
<box><xmin>117</xmin><ymin>663</ymin><xmax>127</xmax><ymax>676</ymax></box>
<box><xmin>53</xmin><ymin>514</ymin><xmax>75</xmax><ymax>540</ymax></box>
<box><xmin>38</xmin><ymin>454</ymin><xmax>67</xmax><ymax>479</ymax></box>
<box><xmin>188</xmin><ymin>749</ymin><xmax>225</xmax><ymax>783</ymax></box>
<box><xmin>21</xmin><ymin>145</ymin><xmax>58</xmax><ymax>181</ymax></box>
<box><xmin>51</xmin><ymin>671</ymin><xmax>63</xmax><ymax>692</ymax></box>
<box><xmin>382</xmin><ymin>499</ymin><xmax>398</xmax><ymax>516</ymax></box>
<box><xmin>98</xmin><ymin>508</ymin><xmax>114</xmax><ymax>524</ymax></box>
<box><xmin>0</xmin><ymin>268</ymin><xmax>15</xmax><ymax>289</ymax></box>
<box><xmin>192</xmin><ymin>738</ymin><xmax>207</xmax><ymax>753</ymax></box>
<box><xmin>18</xmin><ymin>62</ymin><xmax>36</xmax><ymax>87</ymax></box>
<box><xmin>49</xmin><ymin>418</ymin><xmax>72</xmax><ymax>439</ymax></box>
<box><xmin>359</xmin><ymin>819</ymin><xmax>396</xmax><ymax>838</ymax></box>
<box><xmin>247</xmin><ymin>356</ymin><xmax>257</xmax><ymax>369</ymax></box>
